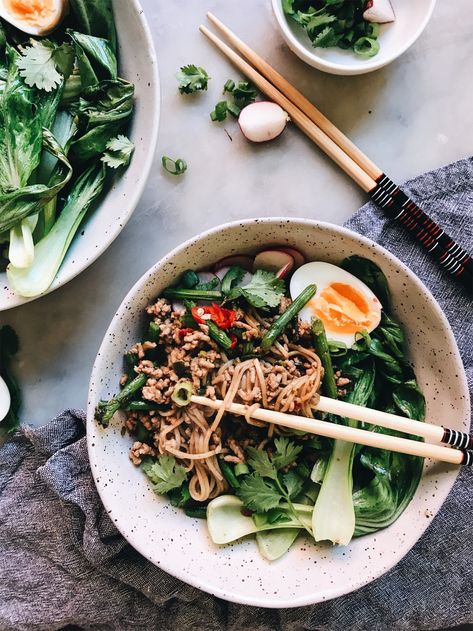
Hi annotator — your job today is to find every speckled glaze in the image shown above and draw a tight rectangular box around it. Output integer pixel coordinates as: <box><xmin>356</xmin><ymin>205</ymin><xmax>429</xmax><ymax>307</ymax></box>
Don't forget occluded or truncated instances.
<box><xmin>87</xmin><ymin>218</ymin><xmax>470</xmax><ymax>608</ymax></box>
<box><xmin>0</xmin><ymin>0</ymin><xmax>160</xmax><ymax>311</ymax></box>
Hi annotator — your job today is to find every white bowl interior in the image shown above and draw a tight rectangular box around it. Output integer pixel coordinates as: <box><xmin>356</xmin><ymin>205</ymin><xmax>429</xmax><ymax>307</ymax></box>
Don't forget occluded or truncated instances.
<box><xmin>0</xmin><ymin>0</ymin><xmax>160</xmax><ymax>311</ymax></box>
<box><xmin>87</xmin><ymin>218</ymin><xmax>469</xmax><ymax>608</ymax></box>
<box><xmin>272</xmin><ymin>0</ymin><xmax>436</xmax><ymax>75</ymax></box>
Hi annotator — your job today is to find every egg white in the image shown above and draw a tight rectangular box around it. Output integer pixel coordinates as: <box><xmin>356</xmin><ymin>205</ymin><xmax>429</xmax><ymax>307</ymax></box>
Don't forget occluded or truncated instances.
<box><xmin>290</xmin><ymin>261</ymin><xmax>382</xmax><ymax>346</ymax></box>
<box><xmin>0</xmin><ymin>0</ymin><xmax>67</xmax><ymax>36</ymax></box>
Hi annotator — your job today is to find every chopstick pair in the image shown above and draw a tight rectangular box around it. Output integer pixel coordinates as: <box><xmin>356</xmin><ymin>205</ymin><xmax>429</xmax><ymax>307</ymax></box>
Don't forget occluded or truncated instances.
<box><xmin>200</xmin><ymin>14</ymin><xmax>473</xmax><ymax>289</ymax></box>
<box><xmin>192</xmin><ymin>395</ymin><xmax>473</xmax><ymax>467</ymax></box>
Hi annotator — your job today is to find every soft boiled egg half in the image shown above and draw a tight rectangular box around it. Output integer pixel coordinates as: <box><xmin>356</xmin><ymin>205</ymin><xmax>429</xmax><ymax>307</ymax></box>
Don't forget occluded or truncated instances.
<box><xmin>290</xmin><ymin>262</ymin><xmax>382</xmax><ymax>346</ymax></box>
<box><xmin>0</xmin><ymin>0</ymin><xmax>67</xmax><ymax>36</ymax></box>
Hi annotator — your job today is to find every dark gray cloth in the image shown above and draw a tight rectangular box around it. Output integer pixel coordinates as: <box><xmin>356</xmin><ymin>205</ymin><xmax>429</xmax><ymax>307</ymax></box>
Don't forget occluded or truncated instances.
<box><xmin>1</xmin><ymin>158</ymin><xmax>472</xmax><ymax>631</ymax></box>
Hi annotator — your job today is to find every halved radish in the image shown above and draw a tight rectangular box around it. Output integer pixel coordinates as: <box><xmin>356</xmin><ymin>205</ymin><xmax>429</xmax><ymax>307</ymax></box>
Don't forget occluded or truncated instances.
<box><xmin>276</xmin><ymin>262</ymin><xmax>293</xmax><ymax>279</ymax></box>
<box><xmin>253</xmin><ymin>250</ymin><xmax>294</xmax><ymax>275</ymax></box>
<box><xmin>214</xmin><ymin>255</ymin><xmax>254</xmax><ymax>272</ymax></box>
<box><xmin>214</xmin><ymin>266</ymin><xmax>231</xmax><ymax>281</ymax></box>
<box><xmin>196</xmin><ymin>271</ymin><xmax>220</xmax><ymax>286</ymax></box>
<box><xmin>363</xmin><ymin>0</ymin><xmax>395</xmax><ymax>23</ymax></box>
<box><xmin>238</xmin><ymin>102</ymin><xmax>290</xmax><ymax>143</ymax></box>
<box><xmin>272</xmin><ymin>246</ymin><xmax>305</xmax><ymax>269</ymax></box>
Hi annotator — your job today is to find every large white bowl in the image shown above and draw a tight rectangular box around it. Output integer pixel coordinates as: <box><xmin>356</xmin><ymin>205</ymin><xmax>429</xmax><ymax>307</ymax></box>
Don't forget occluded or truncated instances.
<box><xmin>0</xmin><ymin>0</ymin><xmax>160</xmax><ymax>311</ymax></box>
<box><xmin>271</xmin><ymin>0</ymin><xmax>436</xmax><ymax>76</ymax></box>
<box><xmin>87</xmin><ymin>218</ymin><xmax>469</xmax><ymax>608</ymax></box>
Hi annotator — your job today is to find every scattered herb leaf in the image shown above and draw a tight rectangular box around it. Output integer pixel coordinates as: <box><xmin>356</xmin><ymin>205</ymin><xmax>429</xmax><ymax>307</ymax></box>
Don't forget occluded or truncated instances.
<box><xmin>176</xmin><ymin>64</ymin><xmax>210</xmax><ymax>94</ymax></box>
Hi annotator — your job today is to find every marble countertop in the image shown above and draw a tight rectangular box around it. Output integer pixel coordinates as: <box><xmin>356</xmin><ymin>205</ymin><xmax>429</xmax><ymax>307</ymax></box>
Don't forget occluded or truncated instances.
<box><xmin>1</xmin><ymin>0</ymin><xmax>471</xmax><ymax>428</ymax></box>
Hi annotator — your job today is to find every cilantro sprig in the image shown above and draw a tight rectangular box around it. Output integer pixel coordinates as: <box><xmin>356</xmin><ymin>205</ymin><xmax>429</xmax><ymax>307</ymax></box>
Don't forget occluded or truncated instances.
<box><xmin>17</xmin><ymin>40</ymin><xmax>74</xmax><ymax>91</ymax></box>
<box><xmin>101</xmin><ymin>135</ymin><xmax>134</xmax><ymax>169</ymax></box>
<box><xmin>227</xmin><ymin>269</ymin><xmax>285</xmax><ymax>309</ymax></box>
<box><xmin>237</xmin><ymin>437</ymin><xmax>308</xmax><ymax>528</ymax></box>
<box><xmin>176</xmin><ymin>64</ymin><xmax>210</xmax><ymax>94</ymax></box>
<box><xmin>142</xmin><ymin>455</ymin><xmax>187</xmax><ymax>494</ymax></box>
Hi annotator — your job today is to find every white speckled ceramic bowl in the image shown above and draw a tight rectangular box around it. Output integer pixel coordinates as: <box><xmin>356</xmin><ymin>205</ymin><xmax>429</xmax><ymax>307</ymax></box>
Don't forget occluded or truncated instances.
<box><xmin>0</xmin><ymin>0</ymin><xmax>159</xmax><ymax>311</ymax></box>
<box><xmin>87</xmin><ymin>218</ymin><xmax>469</xmax><ymax>608</ymax></box>
<box><xmin>271</xmin><ymin>0</ymin><xmax>436</xmax><ymax>76</ymax></box>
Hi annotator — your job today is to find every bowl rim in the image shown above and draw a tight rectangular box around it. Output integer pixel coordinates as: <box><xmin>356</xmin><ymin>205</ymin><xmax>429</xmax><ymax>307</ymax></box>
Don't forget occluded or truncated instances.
<box><xmin>271</xmin><ymin>0</ymin><xmax>437</xmax><ymax>75</ymax></box>
<box><xmin>87</xmin><ymin>216</ymin><xmax>469</xmax><ymax>608</ymax></box>
<box><xmin>0</xmin><ymin>0</ymin><xmax>160</xmax><ymax>312</ymax></box>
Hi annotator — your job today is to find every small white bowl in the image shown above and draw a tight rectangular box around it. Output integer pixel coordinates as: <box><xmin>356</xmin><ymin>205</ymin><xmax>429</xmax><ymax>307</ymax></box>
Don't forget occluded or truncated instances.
<box><xmin>87</xmin><ymin>217</ymin><xmax>469</xmax><ymax>608</ymax></box>
<box><xmin>271</xmin><ymin>0</ymin><xmax>436</xmax><ymax>75</ymax></box>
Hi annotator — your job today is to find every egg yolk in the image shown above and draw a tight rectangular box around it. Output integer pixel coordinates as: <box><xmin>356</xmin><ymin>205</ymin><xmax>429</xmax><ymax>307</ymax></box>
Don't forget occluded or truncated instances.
<box><xmin>309</xmin><ymin>283</ymin><xmax>377</xmax><ymax>334</ymax></box>
<box><xmin>5</xmin><ymin>0</ymin><xmax>55</xmax><ymax>26</ymax></box>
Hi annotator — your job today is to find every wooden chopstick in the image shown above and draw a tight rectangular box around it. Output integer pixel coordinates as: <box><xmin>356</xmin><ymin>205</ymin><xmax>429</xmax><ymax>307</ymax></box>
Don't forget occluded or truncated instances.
<box><xmin>206</xmin><ymin>12</ymin><xmax>382</xmax><ymax>181</ymax></box>
<box><xmin>191</xmin><ymin>395</ymin><xmax>473</xmax><ymax>466</ymax></box>
<box><xmin>316</xmin><ymin>395</ymin><xmax>473</xmax><ymax>450</ymax></box>
<box><xmin>201</xmin><ymin>18</ymin><xmax>473</xmax><ymax>288</ymax></box>
<box><xmin>199</xmin><ymin>25</ymin><xmax>375</xmax><ymax>192</ymax></box>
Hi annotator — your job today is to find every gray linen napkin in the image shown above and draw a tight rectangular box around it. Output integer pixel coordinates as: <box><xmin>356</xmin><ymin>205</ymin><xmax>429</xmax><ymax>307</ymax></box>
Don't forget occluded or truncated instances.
<box><xmin>1</xmin><ymin>158</ymin><xmax>472</xmax><ymax>631</ymax></box>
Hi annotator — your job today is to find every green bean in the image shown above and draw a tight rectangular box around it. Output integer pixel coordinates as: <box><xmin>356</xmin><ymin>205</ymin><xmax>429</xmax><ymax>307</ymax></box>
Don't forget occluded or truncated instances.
<box><xmin>95</xmin><ymin>373</ymin><xmax>147</xmax><ymax>427</ymax></box>
<box><xmin>219</xmin><ymin>459</ymin><xmax>241</xmax><ymax>489</ymax></box>
<box><xmin>260</xmin><ymin>284</ymin><xmax>317</xmax><ymax>351</ymax></box>
<box><xmin>146</xmin><ymin>321</ymin><xmax>160</xmax><ymax>343</ymax></box>
<box><xmin>184</xmin><ymin>506</ymin><xmax>207</xmax><ymax>519</ymax></box>
<box><xmin>311</xmin><ymin>318</ymin><xmax>338</xmax><ymax>399</ymax></box>
<box><xmin>207</xmin><ymin>321</ymin><xmax>234</xmax><ymax>350</ymax></box>
<box><xmin>125</xmin><ymin>401</ymin><xmax>161</xmax><ymax>411</ymax></box>
<box><xmin>163</xmin><ymin>287</ymin><xmax>222</xmax><ymax>301</ymax></box>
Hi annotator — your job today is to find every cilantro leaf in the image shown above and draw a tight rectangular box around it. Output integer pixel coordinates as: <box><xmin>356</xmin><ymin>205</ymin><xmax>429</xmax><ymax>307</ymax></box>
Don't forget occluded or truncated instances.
<box><xmin>221</xmin><ymin>265</ymin><xmax>245</xmax><ymax>296</ymax></box>
<box><xmin>101</xmin><ymin>134</ymin><xmax>135</xmax><ymax>169</ymax></box>
<box><xmin>234</xmin><ymin>269</ymin><xmax>285</xmax><ymax>309</ymax></box>
<box><xmin>272</xmin><ymin>436</ymin><xmax>303</xmax><ymax>469</ymax></box>
<box><xmin>282</xmin><ymin>470</ymin><xmax>304</xmax><ymax>500</ymax></box>
<box><xmin>246</xmin><ymin>447</ymin><xmax>278</xmax><ymax>480</ymax></box>
<box><xmin>17</xmin><ymin>41</ymin><xmax>64</xmax><ymax>92</ymax></box>
<box><xmin>176</xmin><ymin>64</ymin><xmax>210</xmax><ymax>94</ymax></box>
<box><xmin>237</xmin><ymin>473</ymin><xmax>283</xmax><ymax>512</ymax></box>
<box><xmin>142</xmin><ymin>455</ymin><xmax>187</xmax><ymax>494</ymax></box>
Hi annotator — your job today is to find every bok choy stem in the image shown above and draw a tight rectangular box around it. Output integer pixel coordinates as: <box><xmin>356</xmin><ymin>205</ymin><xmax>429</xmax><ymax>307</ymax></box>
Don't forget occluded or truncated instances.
<box><xmin>7</xmin><ymin>162</ymin><xmax>107</xmax><ymax>297</ymax></box>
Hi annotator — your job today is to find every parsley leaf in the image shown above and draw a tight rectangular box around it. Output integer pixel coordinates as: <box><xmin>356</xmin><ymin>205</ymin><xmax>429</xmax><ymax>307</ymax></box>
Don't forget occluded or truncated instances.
<box><xmin>238</xmin><ymin>269</ymin><xmax>285</xmax><ymax>309</ymax></box>
<box><xmin>176</xmin><ymin>64</ymin><xmax>210</xmax><ymax>94</ymax></box>
<box><xmin>272</xmin><ymin>436</ymin><xmax>303</xmax><ymax>469</ymax></box>
<box><xmin>17</xmin><ymin>41</ymin><xmax>63</xmax><ymax>92</ymax></box>
<box><xmin>237</xmin><ymin>473</ymin><xmax>283</xmax><ymax>512</ymax></box>
<box><xmin>101</xmin><ymin>135</ymin><xmax>135</xmax><ymax>169</ymax></box>
<box><xmin>142</xmin><ymin>455</ymin><xmax>187</xmax><ymax>494</ymax></box>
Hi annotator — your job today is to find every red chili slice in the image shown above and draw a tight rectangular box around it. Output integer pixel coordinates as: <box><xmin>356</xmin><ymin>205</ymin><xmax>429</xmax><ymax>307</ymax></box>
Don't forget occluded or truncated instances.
<box><xmin>178</xmin><ymin>328</ymin><xmax>194</xmax><ymax>337</ymax></box>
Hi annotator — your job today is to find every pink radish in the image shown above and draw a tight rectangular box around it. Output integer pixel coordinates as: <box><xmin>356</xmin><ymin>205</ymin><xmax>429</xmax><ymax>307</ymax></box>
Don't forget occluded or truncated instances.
<box><xmin>253</xmin><ymin>250</ymin><xmax>294</xmax><ymax>276</ymax></box>
<box><xmin>238</xmin><ymin>102</ymin><xmax>289</xmax><ymax>143</ymax></box>
<box><xmin>196</xmin><ymin>271</ymin><xmax>219</xmax><ymax>286</ymax></box>
<box><xmin>363</xmin><ymin>0</ymin><xmax>395</xmax><ymax>23</ymax></box>
<box><xmin>214</xmin><ymin>255</ymin><xmax>254</xmax><ymax>272</ymax></box>
<box><xmin>272</xmin><ymin>246</ymin><xmax>305</xmax><ymax>268</ymax></box>
<box><xmin>276</xmin><ymin>262</ymin><xmax>293</xmax><ymax>279</ymax></box>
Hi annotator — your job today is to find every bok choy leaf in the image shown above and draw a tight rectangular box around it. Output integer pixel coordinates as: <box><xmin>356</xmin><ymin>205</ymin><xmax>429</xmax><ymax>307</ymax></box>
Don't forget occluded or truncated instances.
<box><xmin>0</xmin><ymin>129</ymin><xmax>72</xmax><ymax>233</ymax></box>
<box><xmin>68</xmin><ymin>0</ymin><xmax>117</xmax><ymax>54</ymax></box>
<box><xmin>7</xmin><ymin>162</ymin><xmax>106</xmax><ymax>297</ymax></box>
<box><xmin>68</xmin><ymin>30</ymin><xmax>117</xmax><ymax>89</ymax></box>
<box><xmin>71</xmin><ymin>79</ymin><xmax>134</xmax><ymax>161</ymax></box>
